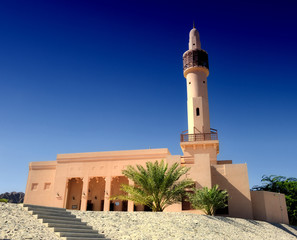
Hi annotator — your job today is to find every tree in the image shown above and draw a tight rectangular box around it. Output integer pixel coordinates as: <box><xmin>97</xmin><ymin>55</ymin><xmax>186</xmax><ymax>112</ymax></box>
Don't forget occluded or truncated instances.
<box><xmin>252</xmin><ymin>175</ymin><xmax>297</xmax><ymax>226</ymax></box>
<box><xmin>187</xmin><ymin>185</ymin><xmax>228</xmax><ymax>216</ymax></box>
<box><xmin>111</xmin><ymin>160</ymin><xmax>194</xmax><ymax>212</ymax></box>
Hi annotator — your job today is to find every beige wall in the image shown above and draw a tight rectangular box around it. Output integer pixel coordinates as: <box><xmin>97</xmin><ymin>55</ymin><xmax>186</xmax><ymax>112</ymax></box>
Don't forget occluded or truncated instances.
<box><xmin>188</xmin><ymin>153</ymin><xmax>212</xmax><ymax>188</ymax></box>
<box><xmin>250</xmin><ymin>191</ymin><xmax>289</xmax><ymax>224</ymax></box>
<box><xmin>211</xmin><ymin>163</ymin><xmax>253</xmax><ymax>219</ymax></box>
<box><xmin>24</xmin><ymin>161</ymin><xmax>56</xmax><ymax>207</ymax></box>
<box><xmin>180</xmin><ymin>140</ymin><xmax>219</xmax><ymax>165</ymax></box>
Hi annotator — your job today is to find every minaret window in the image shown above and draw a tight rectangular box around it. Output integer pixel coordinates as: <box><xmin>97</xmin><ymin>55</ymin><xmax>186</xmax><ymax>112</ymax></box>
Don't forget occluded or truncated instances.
<box><xmin>196</xmin><ymin>108</ymin><xmax>200</xmax><ymax>116</ymax></box>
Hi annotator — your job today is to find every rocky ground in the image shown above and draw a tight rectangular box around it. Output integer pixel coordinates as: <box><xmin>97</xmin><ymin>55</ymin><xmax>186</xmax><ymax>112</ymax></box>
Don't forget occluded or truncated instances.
<box><xmin>0</xmin><ymin>203</ymin><xmax>60</xmax><ymax>240</ymax></box>
<box><xmin>72</xmin><ymin>211</ymin><xmax>297</xmax><ymax>240</ymax></box>
<box><xmin>1</xmin><ymin>202</ymin><xmax>297</xmax><ymax>240</ymax></box>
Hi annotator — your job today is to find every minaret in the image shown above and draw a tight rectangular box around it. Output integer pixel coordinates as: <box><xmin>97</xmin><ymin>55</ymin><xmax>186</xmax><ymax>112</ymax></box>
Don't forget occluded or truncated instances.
<box><xmin>183</xmin><ymin>25</ymin><xmax>210</xmax><ymax>134</ymax></box>
<box><xmin>180</xmin><ymin>25</ymin><xmax>219</xmax><ymax>165</ymax></box>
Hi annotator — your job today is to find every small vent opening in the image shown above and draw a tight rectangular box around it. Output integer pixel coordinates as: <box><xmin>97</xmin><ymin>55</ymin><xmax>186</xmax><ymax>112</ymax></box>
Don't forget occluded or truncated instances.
<box><xmin>196</xmin><ymin>108</ymin><xmax>200</xmax><ymax>116</ymax></box>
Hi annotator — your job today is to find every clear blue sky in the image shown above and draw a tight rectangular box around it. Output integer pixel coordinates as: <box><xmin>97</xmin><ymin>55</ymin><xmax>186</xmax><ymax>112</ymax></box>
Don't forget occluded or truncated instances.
<box><xmin>0</xmin><ymin>0</ymin><xmax>296</xmax><ymax>193</ymax></box>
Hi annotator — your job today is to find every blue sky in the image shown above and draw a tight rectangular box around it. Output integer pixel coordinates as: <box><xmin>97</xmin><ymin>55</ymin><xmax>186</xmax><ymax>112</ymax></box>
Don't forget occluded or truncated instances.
<box><xmin>0</xmin><ymin>0</ymin><xmax>296</xmax><ymax>193</ymax></box>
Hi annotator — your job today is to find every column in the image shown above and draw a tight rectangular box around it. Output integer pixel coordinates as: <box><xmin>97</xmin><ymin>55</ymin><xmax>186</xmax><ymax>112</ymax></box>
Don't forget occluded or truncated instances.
<box><xmin>104</xmin><ymin>176</ymin><xmax>111</xmax><ymax>211</ymax></box>
<box><xmin>80</xmin><ymin>177</ymin><xmax>89</xmax><ymax>211</ymax></box>
<box><xmin>128</xmin><ymin>179</ymin><xmax>134</xmax><ymax>212</ymax></box>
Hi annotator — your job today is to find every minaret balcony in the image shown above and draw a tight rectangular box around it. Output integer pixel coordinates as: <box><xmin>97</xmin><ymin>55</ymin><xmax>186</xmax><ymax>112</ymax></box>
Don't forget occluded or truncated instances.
<box><xmin>183</xmin><ymin>49</ymin><xmax>209</xmax><ymax>71</ymax></box>
<box><xmin>180</xmin><ymin>129</ymin><xmax>218</xmax><ymax>142</ymax></box>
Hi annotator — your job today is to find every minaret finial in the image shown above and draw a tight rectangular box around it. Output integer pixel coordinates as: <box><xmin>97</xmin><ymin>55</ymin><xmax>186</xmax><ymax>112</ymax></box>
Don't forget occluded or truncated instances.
<box><xmin>193</xmin><ymin>20</ymin><xmax>195</xmax><ymax>29</ymax></box>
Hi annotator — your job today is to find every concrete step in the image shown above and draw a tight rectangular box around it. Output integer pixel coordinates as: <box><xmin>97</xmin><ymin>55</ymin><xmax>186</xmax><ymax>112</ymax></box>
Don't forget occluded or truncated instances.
<box><xmin>23</xmin><ymin>204</ymin><xmax>66</xmax><ymax>211</ymax></box>
<box><xmin>58</xmin><ymin>232</ymin><xmax>105</xmax><ymax>238</ymax></box>
<box><xmin>53</xmin><ymin>228</ymin><xmax>98</xmax><ymax>234</ymax></box>
<box><xmin>61</xmin><ymin>237</ymin><xmax>111</xmax><ymax>240</ymax></box>
<box><xmin>29</xmin><ymin>210</ymin><xmax>72</xmax><ymax>216</ymax></box>
<box><xmin>27</xmin><ymin>206</ymin><xmax>69</xmax><ymax>213</ymax></box>
<box><xmin>23</xmin><ymin>204</ymin><xmax>110</xmax><ymax>240</ymax></box>
<box><xmin>42</xmin><ymin>218</ymin><xmax>86</xmax><ymax>225</ymax></box>
<box><xmin>36</xmin><ymin>214</ymin><xmax>79</xmax><ymax>221</ymax></box>
<box><xmin>46</xmin><ymin>223</ymin><xmax>92</xmax><ymax>229</ymax></box>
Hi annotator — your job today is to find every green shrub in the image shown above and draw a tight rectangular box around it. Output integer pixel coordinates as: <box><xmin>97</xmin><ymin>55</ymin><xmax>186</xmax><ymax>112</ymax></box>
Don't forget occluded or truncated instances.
<box><xmin>187</xmin><ymin>185</ymin><xmax>228</xmax><ymax>216</ymax></box>
<box><xmin>0</xmin><ymin>198</ymin><xmax>8</xmax><ymax>203</ymax></box>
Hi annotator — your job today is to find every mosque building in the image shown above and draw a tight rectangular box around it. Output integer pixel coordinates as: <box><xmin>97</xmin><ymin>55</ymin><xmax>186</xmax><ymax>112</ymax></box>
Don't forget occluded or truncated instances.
<box><xmin>24</xmin><ymin>26</ymin><xmax>288</xmax><ymax>224</ymax></box>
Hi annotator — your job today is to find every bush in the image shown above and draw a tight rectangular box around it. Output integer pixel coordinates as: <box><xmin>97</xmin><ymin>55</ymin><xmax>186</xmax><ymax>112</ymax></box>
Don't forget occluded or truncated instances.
<box><xmin>187</xmin><ymin>185</ymin><xmax>228</xmax><ymax>216</ymax></box>
<box><xmin>0</xmin><ymin>198</ymin><xmax>8</xmax><ymax>203</ymax></box>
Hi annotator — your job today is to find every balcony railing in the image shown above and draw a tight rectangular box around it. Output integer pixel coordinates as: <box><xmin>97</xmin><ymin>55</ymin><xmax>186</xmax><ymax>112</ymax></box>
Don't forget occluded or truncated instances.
<box><xmin>180</xmin><ymin>129</ymin><xmax>218</xmax><ymax>142</ymax></box>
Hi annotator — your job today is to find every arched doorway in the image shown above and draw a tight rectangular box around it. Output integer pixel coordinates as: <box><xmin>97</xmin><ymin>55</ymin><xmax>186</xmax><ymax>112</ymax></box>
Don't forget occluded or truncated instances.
<box><xmin>66</xmin><ymin>178</ymin><xmax>83</xmax><ymax>210</ymax></box>
<box><xmin>87</xmin><ymin>177</ymin><xmax>105</xmax><ymax>211</ymax></box>
<box><xmin>110</xmin><ymin>176</ymin><xmax>129</xmax><ymax>211</ymax></box>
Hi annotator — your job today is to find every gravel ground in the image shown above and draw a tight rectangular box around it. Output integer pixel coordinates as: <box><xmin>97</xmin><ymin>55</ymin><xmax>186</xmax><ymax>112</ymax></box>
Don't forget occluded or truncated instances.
<box><xmin>0</xmin><ymin>203</ymin><xmax>60</xmax><ymax>240</ymax></box>
<box><xmin>1</xmin><ymin>203</ymin><xmax>297</xmax><ymax>240</ymax></box>
<box><xmin>72</xmin><ymin>211</ymin><xmax>297</xmax><ymax>240</ymax></box>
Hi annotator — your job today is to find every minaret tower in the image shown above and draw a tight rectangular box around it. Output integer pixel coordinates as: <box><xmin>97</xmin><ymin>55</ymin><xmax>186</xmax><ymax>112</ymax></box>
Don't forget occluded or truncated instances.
<box><xmin>180</xmin><ymin>24</ymin><xmax>219</xmax><ymax>164</ymax></box>
<box><xmin>183</xmin><ymin>24</ymin><xmax>210</xmax><ymax>135</ymax></box>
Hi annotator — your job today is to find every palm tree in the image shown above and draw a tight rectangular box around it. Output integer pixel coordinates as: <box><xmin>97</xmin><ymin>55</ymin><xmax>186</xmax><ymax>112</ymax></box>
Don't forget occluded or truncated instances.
<box><xmin>112</xmin><ymin>160</ymin><xmax>193</xmax><ymax>212</ymax></box>
<box><xmin>187</xmin><ymin>185</ymin><xmax>228</xmax><ymax>216</ymax></box>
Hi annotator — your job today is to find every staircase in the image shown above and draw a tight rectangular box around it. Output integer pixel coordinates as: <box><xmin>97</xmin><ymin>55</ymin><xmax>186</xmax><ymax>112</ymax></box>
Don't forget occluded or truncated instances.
<box><xmin>23</xmin><ymin>204</ymin><xmax>110</xmax><ymax>240</ymax></box>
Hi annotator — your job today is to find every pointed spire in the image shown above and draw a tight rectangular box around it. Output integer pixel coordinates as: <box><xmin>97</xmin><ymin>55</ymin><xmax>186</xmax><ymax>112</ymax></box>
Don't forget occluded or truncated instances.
<box><xmin>188</xmin><ymin>25</ymin><xmax>201</xmax><ymax>50</ymax></box>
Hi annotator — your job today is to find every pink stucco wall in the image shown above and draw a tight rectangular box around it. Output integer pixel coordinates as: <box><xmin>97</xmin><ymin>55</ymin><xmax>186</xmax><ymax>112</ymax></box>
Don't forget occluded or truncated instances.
<box><xmin>251</xmin><ymin>191</ymin><xmax>289</xmax><ymax>224</ymax></box>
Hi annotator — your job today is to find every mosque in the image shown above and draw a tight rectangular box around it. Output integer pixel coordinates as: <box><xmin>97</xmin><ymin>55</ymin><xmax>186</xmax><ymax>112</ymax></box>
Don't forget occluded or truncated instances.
<box><xmin>24</xmin><ymin>26</ymin><xmax>288</xmax><ymax>224</ymax></box>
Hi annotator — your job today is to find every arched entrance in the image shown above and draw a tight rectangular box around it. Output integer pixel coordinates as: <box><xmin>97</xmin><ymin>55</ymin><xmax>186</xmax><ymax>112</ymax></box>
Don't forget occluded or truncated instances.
<box><xmin>66</xmin><ymin>178</ymin><xmax>83</xmax><ymax>210</ymax></box>
<box><xmin>87</xmin><ymin>177</ymin><xmax>105</xmax><ymax>211</ymax></box>
<box><xmin>110</xmin><ymin>176</ymin><xmax>129</xmax><ymax>211</ymax></box>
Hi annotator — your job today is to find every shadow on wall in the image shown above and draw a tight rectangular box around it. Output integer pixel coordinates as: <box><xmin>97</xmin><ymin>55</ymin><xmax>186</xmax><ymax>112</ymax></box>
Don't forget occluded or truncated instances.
<box><xmin>211</xmin><ymin>166</ymin><xmax>253</xmax><ymax>219</ymax></box>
